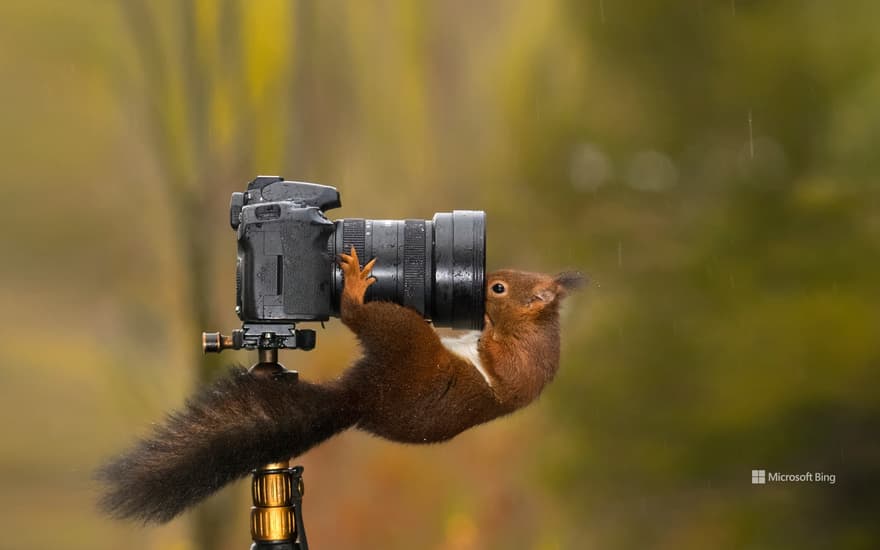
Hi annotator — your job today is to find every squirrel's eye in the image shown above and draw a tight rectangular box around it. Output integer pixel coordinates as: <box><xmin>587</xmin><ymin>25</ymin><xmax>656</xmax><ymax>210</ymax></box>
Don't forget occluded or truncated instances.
<box><xmin>491</xmin><ymin>283</ymin><xmax>506</xmax><ymax>294</ymax></box>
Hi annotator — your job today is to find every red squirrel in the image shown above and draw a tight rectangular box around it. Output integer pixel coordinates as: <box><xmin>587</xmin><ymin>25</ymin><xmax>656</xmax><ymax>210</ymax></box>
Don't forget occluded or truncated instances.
<box><xmin>98</xmin><ymin>248</ymin><xmax>583</xmax><ymax>523</ymax></box>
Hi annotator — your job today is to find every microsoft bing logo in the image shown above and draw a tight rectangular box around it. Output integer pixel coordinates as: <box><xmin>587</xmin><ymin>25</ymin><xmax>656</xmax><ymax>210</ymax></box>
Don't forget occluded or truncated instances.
<box><xmin>750</xmin><ymin>468</ymin><xmax>836</xmax><ymax>484</ymax></box>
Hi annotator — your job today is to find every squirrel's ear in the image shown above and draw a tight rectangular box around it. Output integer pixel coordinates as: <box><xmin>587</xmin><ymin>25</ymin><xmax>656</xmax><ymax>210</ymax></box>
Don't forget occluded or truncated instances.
<box><xmin>555</xmin><ymin>271</ymin><xmax>586</xmax><ymax>296</ymax></box>
<box><xmin>532</xmin><ymin>288</ymin><xmax>557</xmax><ymax>304</ymax></box>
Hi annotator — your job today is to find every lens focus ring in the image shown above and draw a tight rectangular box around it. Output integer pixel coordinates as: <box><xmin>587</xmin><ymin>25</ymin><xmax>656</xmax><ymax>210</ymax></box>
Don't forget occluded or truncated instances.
<box><xmin>403</xmin><ymin>220</ymin><xmax>426</xmax><ymax>313</ymax></box>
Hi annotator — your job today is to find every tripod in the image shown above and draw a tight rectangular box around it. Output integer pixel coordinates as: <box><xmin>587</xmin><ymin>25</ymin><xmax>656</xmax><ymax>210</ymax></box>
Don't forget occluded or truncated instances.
<box><xmin>204</xmin><ymin>324</ymin><xmax>313</xmax><ymax>550</ymax></box>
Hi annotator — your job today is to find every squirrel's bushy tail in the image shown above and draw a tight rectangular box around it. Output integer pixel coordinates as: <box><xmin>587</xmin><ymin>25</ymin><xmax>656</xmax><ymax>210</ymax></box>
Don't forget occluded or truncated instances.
<box><xmin>96</xmin><ymin>367</ymin><xmax>359</xmax><ymax>524</ymax></box>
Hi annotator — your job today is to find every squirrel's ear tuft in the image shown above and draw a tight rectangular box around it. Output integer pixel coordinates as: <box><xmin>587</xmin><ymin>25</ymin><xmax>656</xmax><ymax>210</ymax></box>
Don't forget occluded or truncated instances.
<box><xmin>555</xmin><ymin>271</ymin><xmax>586</xmax><ymax>295</ymax></box>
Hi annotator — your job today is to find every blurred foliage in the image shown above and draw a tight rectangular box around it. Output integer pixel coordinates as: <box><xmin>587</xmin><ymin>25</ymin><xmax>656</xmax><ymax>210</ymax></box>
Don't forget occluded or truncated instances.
<box><xmin>1</xmin><ymin>1</ymin><xmax>878</xmax><ymax>549</ymax></box>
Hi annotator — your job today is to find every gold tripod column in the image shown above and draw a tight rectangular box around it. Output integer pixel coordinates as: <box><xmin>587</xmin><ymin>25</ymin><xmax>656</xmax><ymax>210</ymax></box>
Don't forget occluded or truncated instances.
<box><xmin>242</xmin><ymin>347</ymin><xmax>309</xmax><ymax>549</ymax></box>
<box><xmin>250</xmin><ymin>461</ymin><xmax>302</xmax><ymax>543</ymax></box>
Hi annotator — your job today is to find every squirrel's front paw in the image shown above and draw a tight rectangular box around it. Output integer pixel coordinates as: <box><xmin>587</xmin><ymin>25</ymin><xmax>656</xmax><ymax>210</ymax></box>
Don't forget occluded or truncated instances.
<box><xmin>339</xmin><ymin>246</ymin><xmax>377</xmax><ymax>305</ymax></box>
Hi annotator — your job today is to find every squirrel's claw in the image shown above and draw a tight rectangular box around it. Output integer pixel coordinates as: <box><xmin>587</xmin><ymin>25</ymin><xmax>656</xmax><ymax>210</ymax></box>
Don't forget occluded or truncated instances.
<box><xmin>363</xmin><ymin>258</ymin><xmax>377</xmax><ymax>276</ymax></box>
<box><xmin>340</xmin><ymin>247</ymin><xmax>377</xmax><ymax>304</ymax></box>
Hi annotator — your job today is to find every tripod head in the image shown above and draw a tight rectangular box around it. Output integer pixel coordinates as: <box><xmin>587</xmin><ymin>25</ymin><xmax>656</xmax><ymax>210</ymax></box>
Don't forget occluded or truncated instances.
<box><xmin>202</xmin><ymin>323</ymin><xmax>316</xmax><ymax>352</ymax></box>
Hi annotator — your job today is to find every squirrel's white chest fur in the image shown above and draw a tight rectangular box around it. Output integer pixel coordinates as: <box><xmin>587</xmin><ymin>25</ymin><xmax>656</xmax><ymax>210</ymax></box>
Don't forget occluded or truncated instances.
<box><xmin>439</xmin><ymin>330</ymin><xmax>492</xmax><ymax>387</ymax></box>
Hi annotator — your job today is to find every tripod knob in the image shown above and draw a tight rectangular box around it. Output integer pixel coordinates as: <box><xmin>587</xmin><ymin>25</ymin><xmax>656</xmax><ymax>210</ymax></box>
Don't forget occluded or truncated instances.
<box><xmin>202</xmin><ymin>331</ymin><xmax>239</xmax><ymax>353</ymax></box>
<box><xmin>296</xmin><ymin>330</ymin><xmax>316</xmax><ymax>350</ymax></box>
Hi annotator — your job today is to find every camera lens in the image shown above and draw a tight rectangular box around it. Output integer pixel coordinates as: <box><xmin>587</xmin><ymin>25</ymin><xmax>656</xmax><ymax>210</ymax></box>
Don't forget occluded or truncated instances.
<box><xmin>329</xmin><ymin>211</ymin><xmax>486</xmax><ymax>330</ymax></box>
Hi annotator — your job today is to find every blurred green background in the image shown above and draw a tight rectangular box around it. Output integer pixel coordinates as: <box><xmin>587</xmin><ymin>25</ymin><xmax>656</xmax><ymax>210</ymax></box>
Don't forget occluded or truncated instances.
<box><xmin>1</xmin><ymin>1</ymin><xmax>878</xmax><ymax>549</ymax></box>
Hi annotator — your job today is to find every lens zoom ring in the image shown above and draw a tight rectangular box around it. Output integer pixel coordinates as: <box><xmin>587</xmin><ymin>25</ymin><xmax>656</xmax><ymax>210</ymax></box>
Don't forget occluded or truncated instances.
<box><xmin>342</xmin><ymin>219</ymin><xmax>366</xmax><ymax>264</ymax></box>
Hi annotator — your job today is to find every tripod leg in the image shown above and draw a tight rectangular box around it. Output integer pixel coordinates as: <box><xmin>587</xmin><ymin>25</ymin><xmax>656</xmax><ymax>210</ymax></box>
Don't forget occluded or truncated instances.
<box><xmin>248</xmin><ymin>352</ymin><xmax>308</xmax><ymax>550</ymax></box>
<box><xmin>250</xmin><ymin>461</ymin><xmax>309</xmax><ymax>550</ymax></box>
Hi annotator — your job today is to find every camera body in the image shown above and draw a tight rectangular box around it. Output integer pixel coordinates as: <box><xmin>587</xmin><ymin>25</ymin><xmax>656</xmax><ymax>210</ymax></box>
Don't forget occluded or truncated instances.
<box><xmin>231</xmin><ymin>176</ymin><xmax>340</xmax><ymax>324</ymax></box>
<box><xmin>209</xmin><ymin>176</ymin><xmax>486</xmax><ymax>351</ymax></box>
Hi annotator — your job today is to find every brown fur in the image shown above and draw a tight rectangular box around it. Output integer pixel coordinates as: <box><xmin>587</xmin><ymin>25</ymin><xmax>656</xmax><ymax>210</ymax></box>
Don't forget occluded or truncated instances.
<box><xmin>96</xmin><ymin>248</ymin><xmax>582</xmax><ymax>523</ymax></box>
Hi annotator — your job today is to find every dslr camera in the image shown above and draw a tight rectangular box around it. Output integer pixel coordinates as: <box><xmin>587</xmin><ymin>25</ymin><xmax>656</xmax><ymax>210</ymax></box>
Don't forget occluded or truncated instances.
<box><xmin>204</xmin><ymin>176</ymin><xmax>486</xmax><ymax>352</ymax></box>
